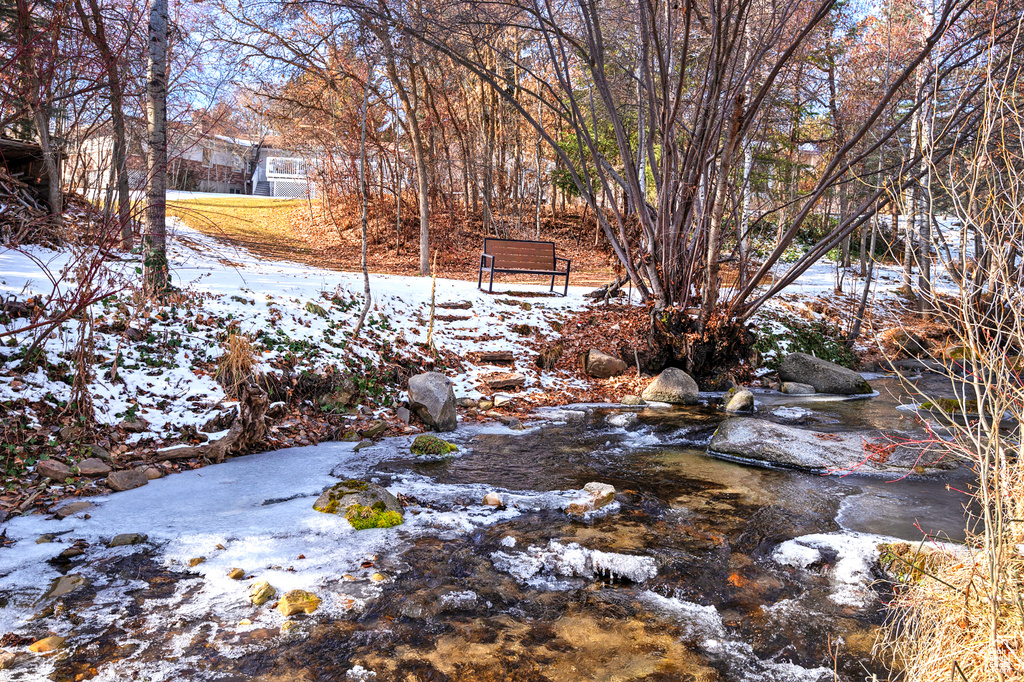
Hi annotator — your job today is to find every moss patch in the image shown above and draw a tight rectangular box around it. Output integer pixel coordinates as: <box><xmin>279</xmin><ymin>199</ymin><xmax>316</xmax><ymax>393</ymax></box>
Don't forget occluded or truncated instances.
<box><xmin>920</xmin><ymin>397</ymin><xmax>979</xmax><ymax>413</ymax></box>
<box><xmin>345</xmin><ymin>503</ymin><xmax>403</xmax><ymax>530</ymax></box>
<box><xmin>411</xmin><ymin>435</ymin><xmax>458</xmax><ymax>456</ymax></box>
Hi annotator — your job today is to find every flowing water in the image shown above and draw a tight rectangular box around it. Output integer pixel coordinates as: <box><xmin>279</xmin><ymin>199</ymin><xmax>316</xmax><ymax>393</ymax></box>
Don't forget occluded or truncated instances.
<box><xmin>0</xmin><ymin>376</ymin><xmax>974</xmax><ymax>681</ymax></box>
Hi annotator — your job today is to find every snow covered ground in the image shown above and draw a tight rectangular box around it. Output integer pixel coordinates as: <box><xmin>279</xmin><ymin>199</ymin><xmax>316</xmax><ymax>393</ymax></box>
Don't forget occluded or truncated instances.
<box><xmin>1</xmin><ymin>218</ymin><xmax>590</xmax><ymax>444</ymax></box>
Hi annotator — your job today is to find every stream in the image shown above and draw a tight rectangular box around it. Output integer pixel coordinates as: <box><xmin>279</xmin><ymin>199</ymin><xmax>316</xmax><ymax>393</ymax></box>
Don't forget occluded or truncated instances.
<box><xmin>0</xmin><ymin>375</ymin><xmax>974</xmax><ymax>681</ymax></box>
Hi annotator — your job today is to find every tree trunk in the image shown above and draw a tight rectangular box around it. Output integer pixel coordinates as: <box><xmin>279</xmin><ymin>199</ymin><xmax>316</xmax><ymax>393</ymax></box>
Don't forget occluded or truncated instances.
<box><xmin>353</xmin><ymin>65</ymin><xmax>374</xmax><ymax>338</ymax></box>
<box><xmin>144</xmin><ymin>0</ymin><xmax>169</xmax><ymax>295</ymax></box>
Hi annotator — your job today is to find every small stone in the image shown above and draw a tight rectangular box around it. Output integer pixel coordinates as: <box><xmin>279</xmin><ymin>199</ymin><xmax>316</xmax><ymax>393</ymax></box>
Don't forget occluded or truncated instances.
<box><xmin>620</xmin><ymin>395</ymin><xmax>645</xmax><ymax>406</ymax></box>
<box><xmin>493</xmin><ymin>396</ymin><xmax>511</xmax><ymax>408</ymax></box>
<box><xmin>239</xmin><ymin>618</ymin><xmax>252</xmax><ymax>626</ymax></box>
<box><xmin>723</xmin><ymin>389</ymin><xmax>754</xmax><ymax>413</ymax></box>
<box><xmin>281</xmin><ymin>620</ymin><xmax>297</xmax><ymax>632</ymax></box>
<box><xmin>108</xmin><ymin>533</ymin><xmax>147</xmax><ymax>547</ymax></box>
<box><xmin>276</xmin><ymin>589</ymin><xmax>320</xmax><ymax>616</ymax></box>
<box><xmin>781</xmin><ymin>382</ymin><xmax>816</xmax><ymax>395</ymax></box>
<box><xmin>359</xmin><ymin>421</ymin><xmax>388</xmax><ymax>439</ymax></box>
<box><xmin>36</xmin><ymin>534</ymin><xmax>56</xmax><ymax>544</ymax></box>
<box><xmin>370</xmin><ymin>572</ymin><xmax>387</xmax><ymax>582</ymax></box>
<box><xmin>505</xmin><ymin>417</ymin><xmax>524</xmax><ymax>430</ymax></box>
<box><xmin>54</xmin><ymin>501</ymin><xmax>94</xmax><ymax>519</ymax></box>
<box><xmin>477</xmin><ymin>399</ymin><xmax>494</xmax><ymax>410</ymax></box>
<box><xmin>106</xmin><ymin>469</ymin><xmax>149</xmax><ymax>492</ymax></box>
<box><xmin>41</xmin><ymin>574</ymin><xmax>87</xmax><ymax>600</ymax></box>
<box><xmin>482</xmin><ymin>492</ymin><xmax>502</xmax><ymax>506</ymax></box>
<box><xmin>36</xmin><ymin>459</ymin><xmax>72</xmax><ymax>481</ymax></box>
<box><xmin>58</xmin><ymin>547</ymin><xmax>84</xmax><ymax>559</ymax></box>
<box><xmin>565</xmin><ymin>482</ymin><xmax>616</xmax><ymax>516</ymax></box>
<box><xmin>77</xmin><ymin>458</ymin><xmax>111</xmax><ymax>476</ymax></box>
<box><xmin>455</xmin><ymin>397</ymin><xmax>477</xmax><ymax>408</ymax></box>
<box><xmin>144</xmin><ymin>467</ymin><xmax>163</xmax><ymax>480</ymax></box>
<box><xmin>248</xmin><ymin>580</ymin><xmax>276</xmax><ymax>605</ymax></box>
<box><xmin>86</xmin><ymin>444</ymin><xmax>111</xmax><ymax>461</ymax></box>
<box><xmin>396</xmin><ymin>407</ymin><xmax>411</xmax><ymax>424</ymax></box>
<box><xmin>228</xmin><ymin>568</ymin><xmax>245</xmax><ymax>580</ymax></box>
<box><xmin>216</xmin><ymin>544</ymin><xmax>226</xmax><ymax>550</ymax></box>
<box><xmin>189</xmin><ymin>557</ymin><xmax>206</xmax><ymax>567</ymax></box>
<box><xmin>0</xmin><ymin>650</ymin><xmax>19</xmax><ymax>669</ymax></box>
<box><xmin>342</xmin><ymin>574</ymin><xmax>356</xmax><ymax>581</ymax></box>
<box><xmin>119</xmin><ymin>419</ymin><xmax>148</xmax><ymax>433</ymax></box>
<box><xmin>353</xmin><ymin>441</ymin><xmax>372</xmax><ymax>452</ymax></box>
<box><xmin>584</xmin><ymin>348</ymin><xmax>628</xmax><ymax>378</ymax></box>
<box><xmin>28</xmin><ymin>636</ymin><xmax>66</xmax><ymax>653</ymax></box>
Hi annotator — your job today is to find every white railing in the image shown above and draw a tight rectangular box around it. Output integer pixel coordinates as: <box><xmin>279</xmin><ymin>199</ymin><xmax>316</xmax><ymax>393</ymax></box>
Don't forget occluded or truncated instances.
<box><xmin>266</xmin><ymin>156</ymin><xmax>306</xmax><ymax>179</ymax></box>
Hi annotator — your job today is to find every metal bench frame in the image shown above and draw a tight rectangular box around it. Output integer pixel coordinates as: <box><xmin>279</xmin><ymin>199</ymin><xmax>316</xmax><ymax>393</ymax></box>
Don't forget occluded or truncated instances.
<box><xmin>477</xmin><ymin>237</ymin><xmax>572</xmax><ymax>296</ymax></box>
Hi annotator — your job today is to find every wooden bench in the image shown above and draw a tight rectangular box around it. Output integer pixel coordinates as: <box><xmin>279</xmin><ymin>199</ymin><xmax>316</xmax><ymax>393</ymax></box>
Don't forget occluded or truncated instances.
<box><xmin>478</xmin><ymin>238</ymin><xmax>571</xmax><ymax>296</ymax></box>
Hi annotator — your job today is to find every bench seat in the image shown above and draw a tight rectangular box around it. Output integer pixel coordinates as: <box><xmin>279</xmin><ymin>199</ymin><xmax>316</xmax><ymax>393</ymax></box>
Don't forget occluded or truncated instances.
<box><xmin>478</xmin><ymin>238</ymin><xmax>571</xmax><ymax>296</ymax></box>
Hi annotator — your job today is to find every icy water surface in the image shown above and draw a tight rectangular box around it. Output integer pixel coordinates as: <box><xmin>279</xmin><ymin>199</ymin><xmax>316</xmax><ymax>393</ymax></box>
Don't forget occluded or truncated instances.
<box><xmin>0</xmin><ymin>377</ymin><xmax>973</xmax><ymax>681</ymax></box>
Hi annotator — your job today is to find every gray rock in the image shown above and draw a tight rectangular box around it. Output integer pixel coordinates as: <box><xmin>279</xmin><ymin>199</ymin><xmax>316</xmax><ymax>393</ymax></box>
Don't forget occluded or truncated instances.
<box><xmin>396</xmin><ymin>406</ymin><xmax>411</xmax><ymax>424</ymax></box>
<box><xmin>641</xmin><ymin>368</ymin><xmax>699</xmax><ymax>405</ymax></box>
<box><xmin>620</xmin><ymin>395</ymin><xmax>645</xmax><ymax>406</ymax></box>
<box><xmin>709</xmin><ymin>418</ymin><xmax>956</xmax><ymax>474</ymax></box>
<box><xmin>493</xmin><ymin>395</ymin><xmax>511</xmax><ymax>408</ymax></box>
<box><xmin>781</xmin><ymin>382</ymin><xmax>816</xmax><ymax>395</ymax></box>
<box><xmin>77</xmin><ymin>458</ymin><xmax>111</xmax><ymax>476</ymax></box>
<box><xmin>585</xmin><ymin>349</ymin><xmax>628</xmax><ymax>378</ymax></box>
<box><xmin>778</xmin><ymin>353</ymin><xmax>872</xmax><ymax>395</ymax></box>
<box><xmin>54</xmin><ymin>501</ymin><xmax>94</xmax><ymax>519</ymax></box>
<box><xmin>86</xmin><ymin>444</ymin><xmax>111</xmax><ymax>461</ymax></box>
<box><xmin>37</xmin><ymin>459</ymin><xmax>72</xmax><ymax>481</ymax></box>
<box><xmin>119</xmin><ymin>419</ymin><xmax>148</xmax><ymax>433</ymax></box>
<box><xmin>407</xmin><ymin>372</ymin><xmax>457</xmax><ymax>432</ymax></box>
<box><xmin>108</xmin><ymin>533</ymin><xmax>147</xmax><ymax>547</ymax></box>
<box><xmin>145</xmin><ymin>467</ymin><xmax>163</xmax><ymax>480</ymax></box>
<box><xmin>106</xmin><ymin>469</ymin><xmax>149</xmax><ymax>492</ymax></box>
<box><xmin>455</xmin><ymin>397</ymin><xmax>477</xmax><ymax>408</ymax></box>
<box><xmin>724</xmin><ymin>389</ymin><xmax>754</xmax><ymax>413</ymax></box>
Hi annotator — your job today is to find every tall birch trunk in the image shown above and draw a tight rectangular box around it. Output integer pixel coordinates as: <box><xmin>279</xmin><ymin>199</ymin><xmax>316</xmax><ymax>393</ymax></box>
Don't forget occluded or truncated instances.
<box><xmin>144</xmin><ymin>0</ymin><xmax>169</xmax><ymax>294</ymax></box>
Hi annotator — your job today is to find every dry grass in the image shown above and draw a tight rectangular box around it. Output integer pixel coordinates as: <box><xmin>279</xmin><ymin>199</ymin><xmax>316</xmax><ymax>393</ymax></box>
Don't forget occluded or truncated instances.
<box><xmin>215</xmin><ymin>333</ymin><xmax>258</xmax><ymax>399</ymax></box>
<box><xmin>880</xmin><ymin>476</ymin><xmax>1024</xmax><ymax>681</ymax></box>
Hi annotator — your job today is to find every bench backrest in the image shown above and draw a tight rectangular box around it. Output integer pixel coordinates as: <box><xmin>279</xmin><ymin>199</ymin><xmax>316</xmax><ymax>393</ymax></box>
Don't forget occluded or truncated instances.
<box><xmin>483</xmin><ymin>238</ymin><xmax>556</xmax><ymax>271</ymax></box>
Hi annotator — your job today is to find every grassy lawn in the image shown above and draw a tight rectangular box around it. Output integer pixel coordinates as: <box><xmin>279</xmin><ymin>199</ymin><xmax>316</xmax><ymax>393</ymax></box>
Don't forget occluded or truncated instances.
<box><xmin>166</xmin><ymin>197</ymin><xmax>324</xmax><ymax>265</ymax></box>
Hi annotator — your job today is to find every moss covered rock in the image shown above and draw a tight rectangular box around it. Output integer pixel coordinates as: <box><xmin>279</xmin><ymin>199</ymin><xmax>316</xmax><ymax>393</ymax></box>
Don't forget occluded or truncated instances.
<box><xmin>313</xmin><ymin>479</ymin><xmax>404</xmax><ymax>529</ymax></box>
<box><xmin>411</xmin><ymin>434</ymin><xmax>458</xmax><ymax>456</ymax></box>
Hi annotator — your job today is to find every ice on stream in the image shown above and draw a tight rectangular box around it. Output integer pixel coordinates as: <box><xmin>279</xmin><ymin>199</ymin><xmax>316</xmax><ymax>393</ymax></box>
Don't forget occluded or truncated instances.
<box><xmin>490</xmin><ymin>539</ymin><xmax>659</xmax><ymax>585</ymax></box>
<box><xmin>640</xmin><ymin>591</ymin><xmax>833</xmax><ymax>681</ymax></box>
<box><xmin>773</xmin><ymin>531</ymin><xmax>896</xmax><ymax>607</ymax></box>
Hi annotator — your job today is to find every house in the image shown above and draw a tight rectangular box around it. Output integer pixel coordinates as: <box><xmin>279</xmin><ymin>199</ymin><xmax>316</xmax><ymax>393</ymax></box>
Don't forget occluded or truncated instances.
<box><xmin>247</xmin><ymin>141</ymin><xmax>314</xmax><ymax>198</ymax></box>
<box><xmin>67</xmin><ymin>125</ymin><xmax>314</xmax><ymax>198</ymax></box>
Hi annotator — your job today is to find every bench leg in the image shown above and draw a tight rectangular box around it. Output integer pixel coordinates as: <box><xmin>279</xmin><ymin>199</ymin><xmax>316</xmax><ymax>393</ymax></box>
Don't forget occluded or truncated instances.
<box><xmin>550</xmin><ymin>274</ymin><xmax>555</xmax><ymax>292</ymax></box>
<box><xmin>489</xmin><ymin>268</ymin><xmax>495</xmax><ymax>293</ymax></box>
<box><xmin>563</xmin><ymin>264</ymin><xmax>570</xmax><ymax>296</ymax></box>
<box><xmin>478</xmin><ymin>264</ymin><xmax>484</xmax><ymax>290</ymax></box>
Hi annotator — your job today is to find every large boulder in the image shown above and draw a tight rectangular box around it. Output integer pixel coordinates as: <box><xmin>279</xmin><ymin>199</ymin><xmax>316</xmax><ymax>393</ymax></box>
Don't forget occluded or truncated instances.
<box><xmin>584</xmin><ymin>349</ymin><xmax>628</xmax><ymax>379</ymax></box>
<box><xmin>641</xmin><ymin>368</ymin><xmax>699</xmax><ymax>405</ymax></box>
<box><xmin>313</xmin><ymin>480</ymin><xmax>404</xmax><ymax>529</ymax></box>
<box><xmin>777</xmin><ymin>353</ymin><xmax>872</xmax><ymax>395</ymax></box>
<box><xmin>408</xmin><ymin>372</ymin><xmax>457</xmax><ymax>432</ymax></box>
<box><xmin>708</xmin><ymin>418</ymin><xmax>956</xmax><ymax>474</ymax></box>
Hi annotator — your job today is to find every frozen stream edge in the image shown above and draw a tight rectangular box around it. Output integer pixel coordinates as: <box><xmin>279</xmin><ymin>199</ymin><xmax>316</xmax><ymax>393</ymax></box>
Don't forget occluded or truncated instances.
<box><xmin>0</xmin><ymin>423</ymin><xmax>900</xmax><ymax>680</ymax></box>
